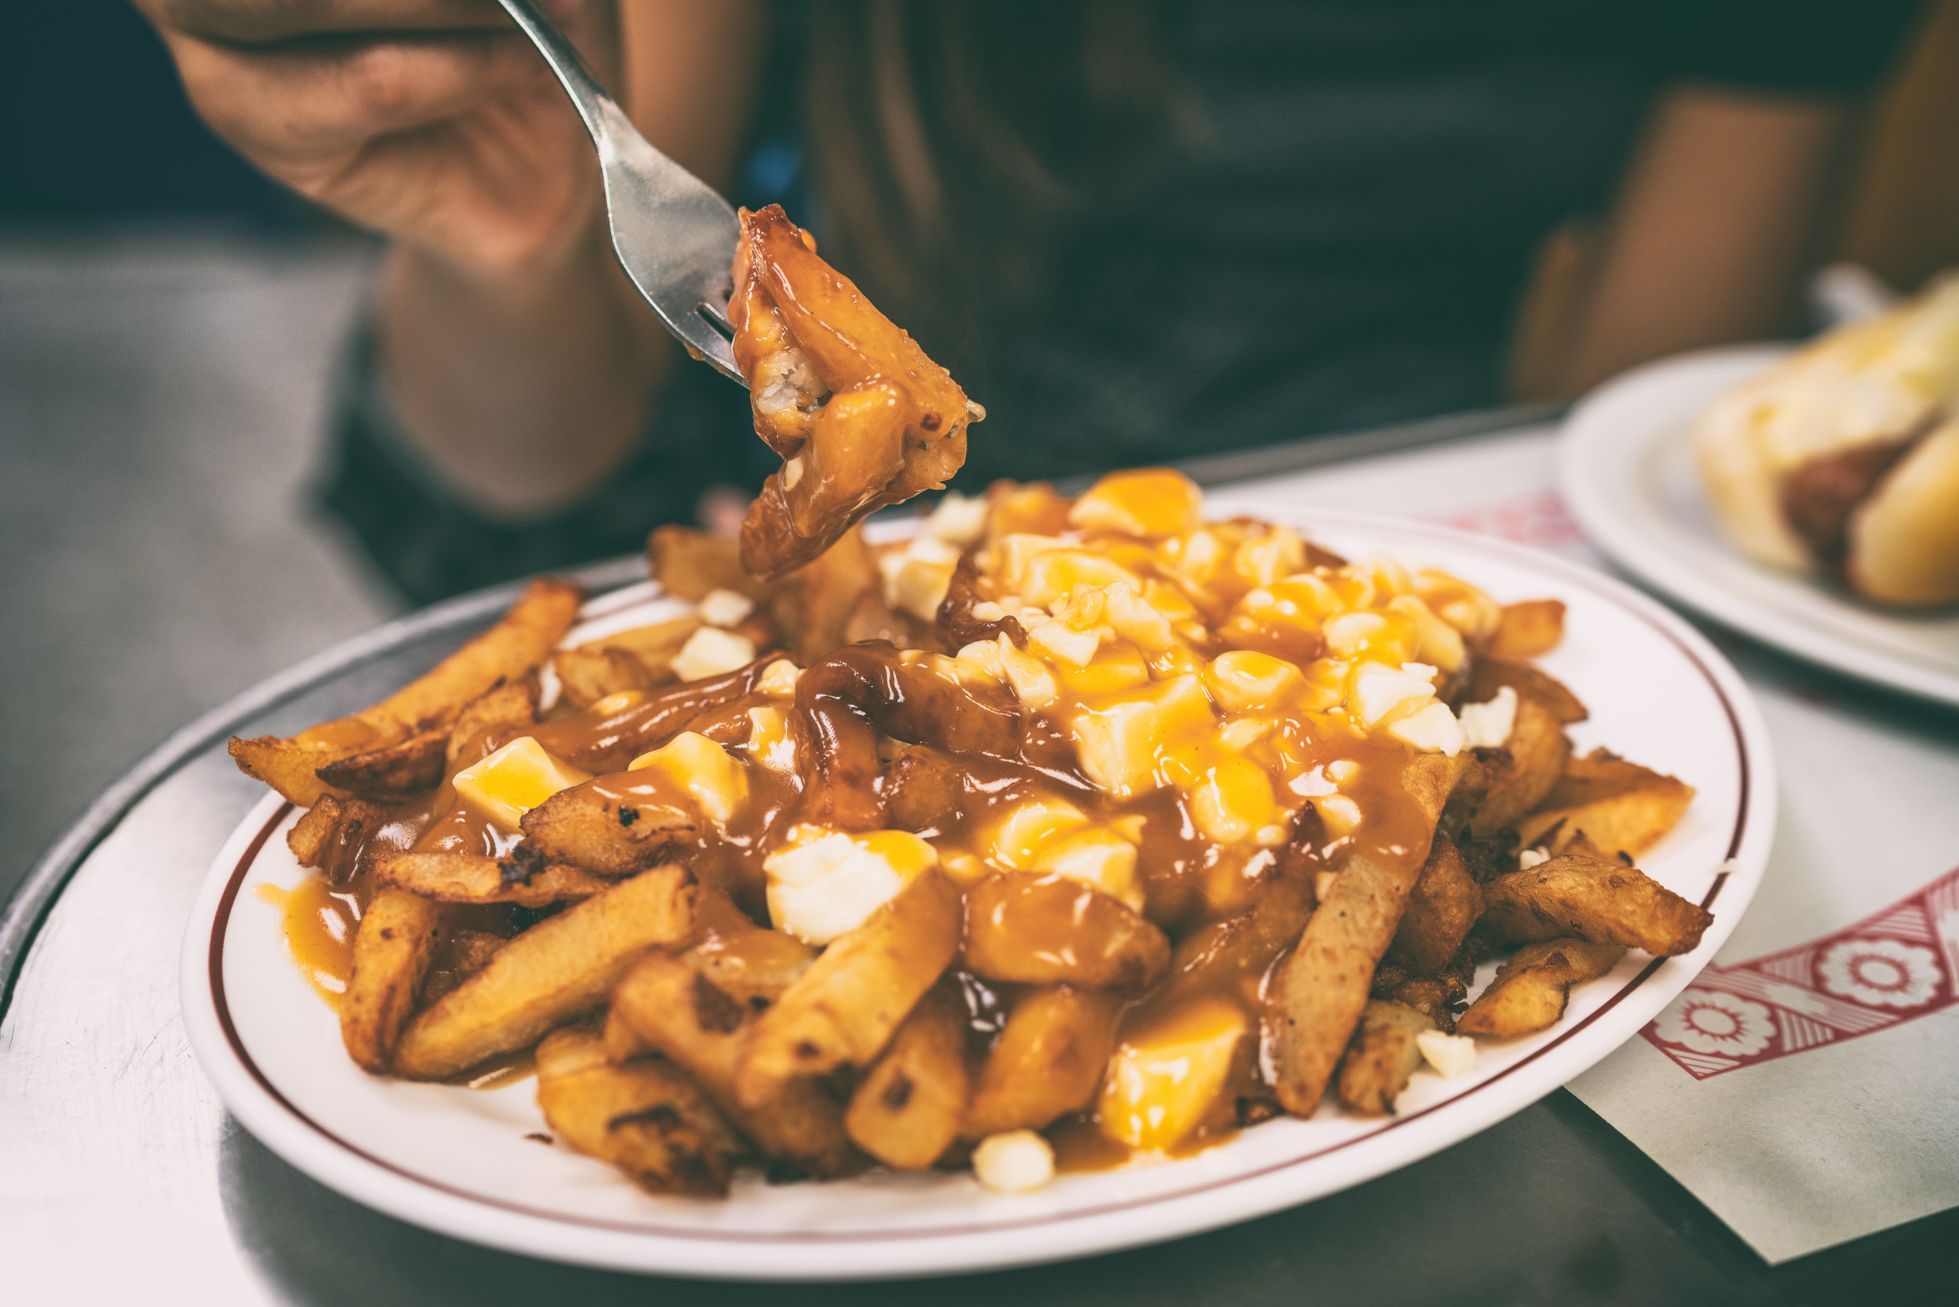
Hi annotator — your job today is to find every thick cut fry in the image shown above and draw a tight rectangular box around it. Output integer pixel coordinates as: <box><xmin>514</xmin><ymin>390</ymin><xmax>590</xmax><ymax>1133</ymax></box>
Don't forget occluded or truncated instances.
<box><xmin>340</xmin><ymin>888</ymin><xmax>444</xmax><ymax>1072</ymax></box>
<box><xmin>1515</xmin><ymin>750</ymin><xmax>1695</xmax><ymax>858</ymax></box>
<box><xmin>1335</xmin><ymin>1000</ymin><xmax>1437</xmax><ymax>1116</ymax></box>
<box><xmin>1481</xmin><ymin>851</ymin><xmax>1713</xmax><ymax>956</ymax></box>
<box><xmin>729</xmin><ymin>204</ymin><xmax>980</xmax><ymax>579</ymax></box>
<box><xmin>689</xmin><ymin>897</ymin><xmax>818</xmax><ymax>1006</ymax></box>
<box><xmin>553</xmin><ymin>647</ymin><xmax>657</xmax><ymax>711</ymax></box>
<box><xmin>520</xmin><ymin>780</ymin><xmax>700</xmax><ymax>876</ymax></box>
<box><xmin>648</xmin><ymin>527</ymin><xmax>760</xmax><ymax>602</ymax></box>
<box><xmin>844</xmin><ymin>986</ymin><xmax>971</xmax><ymax>1170</ymax></box>
<box><xmin>1466</xmin><ymin>658</ymin><xmax>1588</xmax><ymax>725</ymax></box>
<box><xmin>229</xmin><ymin>578</ymin><xmax>580</xmax><ymax>806</ymax></box>
<box><xmin>445</xmin><ymin>677</ymin><xmax>540</xmax><ymax>768</ymax></box>
<box><xmin>1486</xmin><ymin>599</ymin><xmax>1566</xmax><ymax>659</ymax></box>
<box><xmin>611</xmin><ymin>953</ymin><xmax>855</xmax><ymax>1175</ymax></box>
<box><xmin>286</xmin><ymin>794</ymin><xmax>387</xmax><ymax>881</ymax></box>
<box><xmin>422</xmin><ymin>928</ymin><xmax>508</xmax><ymax>1006</ymax></box>
<box><xmin>1457</xmin><ymin>938</ymin><xmax>1625</xmax><ymax>1038</ymax></box>
<box><xmin>1386</xmin><ymin>839</ymin><xmax>1482</xmax><ymax>976</ymax></box>
<box><xmin>966</xmin><ymin>985</ymin><xmax>1122</xmax><ymax>1138</ymax></box>
<box><xmin>736</xmin><ymin>871</ymin><xmax>961</xmax><ymax>1106</ymax></box>
<box><xmin>1263</xmin><ymin>753</ymin><xmax>1466</xmax><ymax>1115</ymax></box>
<box><xmin>1467</xmin><ymin>692</ymin><xmax>1570</xmax><ymax>838</ymax></box>
<box><xmin>392</xmin><ymin>865</ymin><xmax>698</xmax><ymax>1079</ymax></box>
<box><xmin>882</xmin><ymin>745</ymin><xmax>965</xmax><ymax>833</ymax></box>
<box><xmin>764</xmin><ymin>526</ymin><xmax>883</xmax><ymax>663</ymax></box>
<box><xmin>963</xmin><ymin>873</ymin><xmax>1170</xmax><ymax>990</ymax></box>
<box><xmin>314</xmin><ymin>730</ymin><xmax>448</xmax><ymax>801</ymax></box>
<box><xmin>375</xmin><ymin>851</ymin><xmax>611</xmax><ymax>909</ymax></box>
<box><xmin>535</xmin><ymin>1028</ymin><xmax>742</xmax><ymax>1196</ymax></box>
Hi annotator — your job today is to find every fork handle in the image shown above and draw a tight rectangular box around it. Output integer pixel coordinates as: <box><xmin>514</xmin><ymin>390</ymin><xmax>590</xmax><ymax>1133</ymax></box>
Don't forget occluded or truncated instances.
<box><xmin>493</xmin><ymin>0</ymin><xmax>631</xmax><ymax>147</ymax></box>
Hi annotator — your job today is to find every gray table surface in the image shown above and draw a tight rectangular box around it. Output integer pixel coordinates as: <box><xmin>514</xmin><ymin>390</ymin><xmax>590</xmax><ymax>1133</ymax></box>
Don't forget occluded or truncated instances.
<box><xmin>1</xmin><ymin>237</ymin><xmax>1950</xmax><ymax>1303</ymax></box>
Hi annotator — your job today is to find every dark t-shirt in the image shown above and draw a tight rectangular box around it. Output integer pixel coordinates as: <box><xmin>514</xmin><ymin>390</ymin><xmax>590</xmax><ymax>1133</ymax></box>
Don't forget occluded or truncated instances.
<box><xmin>323</xmin><ymin>0</ymin><xmax>1922</xmax><ymax>602</ymax></box>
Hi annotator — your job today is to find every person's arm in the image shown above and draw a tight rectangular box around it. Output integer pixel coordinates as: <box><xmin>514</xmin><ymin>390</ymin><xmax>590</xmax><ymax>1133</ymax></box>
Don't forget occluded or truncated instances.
<box><xmin>137</xmin><ymin>0</ymin><xmax>769</xmax><ymax>519</ymax></box>
<box><xmin>380</xmin><ymin>0</ymin><xmax>771</xmax><ymax>517</ymax></box>
<box><xmin>1544</xmin><ymin>88</ymin><xmax>1862</xmax><ymax>396</ymax></box>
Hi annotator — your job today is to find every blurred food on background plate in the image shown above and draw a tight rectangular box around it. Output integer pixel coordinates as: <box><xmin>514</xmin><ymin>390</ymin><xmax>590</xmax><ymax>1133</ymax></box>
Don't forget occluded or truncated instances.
<box><xmin>1695</xmin><ymin>278</ymin><xmax>1959</xmax><ymax>607</ymax></box>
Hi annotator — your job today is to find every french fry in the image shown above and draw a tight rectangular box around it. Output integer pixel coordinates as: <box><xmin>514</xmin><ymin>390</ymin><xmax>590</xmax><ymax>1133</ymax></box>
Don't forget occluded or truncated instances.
<box><xmin>340</xmin><ymin>888</ymin><xmax>444</xmax><ymax>1072</ymax></box>
<box><xmin>611</xmin><ymin>952</ymin><xmax>855</xmax><ymax>1176</ymax></box>
<box><xmin>553</xmin><ymin>647</ymin><xmax>656</xmax><ymax>711</ymax></box>
<box><xmin>688</xmin><ymin>895</ymin><xmax>817</xmax><ymax>1005</ymax></box>
<box><xmin>1465</xmin><ymin>658</ymin><xmax>1588</xmax><ymax>725</ymax></box>
<box><xmin>286</xmin><ymin>794</ymin><xmax>387</xmax><ymax>880</ymax></box>
<box><xmin>229</xmin><ymin>577</ymin><xmax>580</xmax><ymax>806</ymax></box>
<box><xmin>420</xmin><ymin>929</ymin><xmax>508</xmax><ymax>1006</ymax></box>
<box><xmin>1514</xmin><ymin>750</ymin><xmax>1695</xmax><ymax>858</ymax></box>
<box><xmin>535</xmin><ymin>1027</ymin><xmax>743</xmax><ymax>1196</ymax></box>
<box><xmin>1467</xmin><ymin>691</ymin><xmax>1570</xmax><ymax>838</ymax></box>
<box><xmin>648</xmin><ymin>526</ymin><xmax>760</xmax><ymax>601</ymax></box>
<box><xmin>314</xmin><ymin>730</ymin><xmax>448</xmax><ymax>802</ymax></box>
<box><xmin>520</xmin><ymin>781</ymin><xmax>701</xmax><ymax>876</ymax></box>
<box><xmin>1457</xmin><ymin>938</ymin><xmax>1625</xmax><ymax>1038</ymax></box>
<box><xmin>1481</xmin><ymin>850</ymin><xmax>1712</xmax><ymax>956</ymax></box>
<box><xmin>882</xmin><ymin>745</ymin><xmax>964</xmax><ymax>833</ymax></box>
<box><xmin>1334</xmin><ymin>1000</ymin><xmax>1436</xmax><ymax>1116</ymax></box>
<box><xmin>445</xmin><ymin>678</ymin><xmax>540</xmax><ymax>768</ymax></box>
<box><xmin>375</xmin><ymin>851</ymin><xmax>611</xmax><ymax>909</ymax></box>
<box><xmin>736</xmin><ymin>871</ymin><xmax>961</xmax><ymax>1106</ymax></box>
<box><xmin>1486</xmin><ymin>599</ymin><xmax>1566</xmax><ymax>659</ymax></box>
<box><xmin>1263</xmin><ymin>753</ymin><xmax>1467</xmax><ymax>1115</ymax></box>
<box><xmin>844</xmin><ymin>986</ymin><xmax>971</xmax><ymax>1170</ymax></box>
<box><xmin>966</xmin><ymin>985</ymin><xmax>1121</xmax><ymax>1137</ymax></box>
<box><xmin>1386</xmin><ymin>839</ymin><xmax>1482</xmax><ymax>976</ymax></box>
<box><xmin>963</xmin><ymin>873</ymin><xmax>1169</xmax><ymax>990</ymax></box>
<box><xmin>393</xmin><ymin>864</ymin><xmax>698</xmax><ymax>1079</ymax></box>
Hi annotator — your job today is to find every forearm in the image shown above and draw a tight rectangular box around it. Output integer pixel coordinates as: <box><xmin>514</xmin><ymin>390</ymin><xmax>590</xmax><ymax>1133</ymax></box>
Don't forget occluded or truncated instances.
<box><xmin>377</xmin><ymin>225</ymin><xmax>671</xmax><ymax>519</ymax></box>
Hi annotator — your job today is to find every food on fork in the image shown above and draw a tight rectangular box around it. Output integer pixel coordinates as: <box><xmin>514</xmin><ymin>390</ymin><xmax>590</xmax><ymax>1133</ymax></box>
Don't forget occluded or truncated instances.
<box><xmin>1694</xmin><ymin>276</ymin><xmax>1959</xmax><ymax>606</ymax></box>
<box><xmin>236</xmin><ymin>465</ymin><xmax>1712</xmax><ymax>1198</ymax></box>
<box><xmin>729</xmin><ymin>204</ymin><xmax>984</xmax><ymax>580</ymax></box>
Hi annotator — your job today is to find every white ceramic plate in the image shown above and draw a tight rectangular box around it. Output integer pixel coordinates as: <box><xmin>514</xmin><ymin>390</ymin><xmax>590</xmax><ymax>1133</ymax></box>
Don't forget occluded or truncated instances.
<box><xmin>1558</xmin><ymin>345</ymin><xmax>1959</xmax><ymax>707</ymax></box>
<box><xmin>181</xmin><ymin>512</ymin><xmax>1774</xmax><ymax>1281</ymax></box>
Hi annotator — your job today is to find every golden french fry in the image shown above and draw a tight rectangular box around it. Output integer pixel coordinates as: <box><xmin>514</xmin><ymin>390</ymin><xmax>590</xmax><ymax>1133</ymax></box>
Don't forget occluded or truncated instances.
<box><xmin>313</xmin><ymin>730</ymin><xmax>448</xmax><ymax>802</ymax></box>
<box><xmin>963</xmin><ymin>873</ymin><xmax>1170</xmax><ymax>990</ymax></box>
<box><xmin>1263</xmin><ymin>753</ymin><xmax>1467</xmax><ymax>1116</ymax></box>
<box><xmin>965</xmin><ymin>985</ymin><xmax>1121</xmax><ymax>1138</ymax></box>
<box><xmin>1481</xmin><ymin>850</ymin><xmax>1712</xmax><ymax>956</ymax></box>
<box><xmin>1515</xmin><ymin>750</ymin><xmax>1695</xmax><ymax>858</ymax></box>
<box><xmin>844</xmin><ymin>986</ymin><xmax>971</xmax><ymax>1170</ymax></box>
<box><xmin>285</xmin><ymin>794</ymin><xmax>387</xmax><ymax>879</ymax></box>
<box><xmin>519</xmin><ymin>780</ymin><xmax>701</xmax><ymax>876</ymax></box>
<box><xmin>611</xmin><ymin>952</ymin><xmax>855</xmax><ymax>1176</ymax></box>
<box><xmin>535</xmin><ymin>1027</ymin><xmax>742</xmax><ymax>1196</ymax></box>
<box><xmin>552</xmin><ymin>647</ymin><xmax>656</xmax><ymax>711</ymax></box>
<box><xmin>445</xmin><ymin>677</ymin><xmax>540</xmax><ymax>769</ymax></box>
<box><xmin>375</xmin><ymin>851</ymin><xmax>612</xmax><ymax>909</ymax></box>
<box><xmin>229</xmin><ymin>578</ymin><xmax>581</xmax><ymax>806</ymax></box>
<box><xmin>340</xmin><ymin>888</ymin><xmax>444</xmax><ymax>1073</ymax></box>
<box><xmin>1486</xmin><ymin>599</ymin><xmax>1566</xmax><ymax>659</ymax></box>
<box><xmin>1386</xmin><ymin>839</ymin><xmax>1482</xmax><ymax>976</ymax></box>
<box><xmin>1467</xmin><ymin>691</ymin><xmax>1570</xmax><ymax>838</ymax></box>
<box><xmin>648</xmin><ymin>526</ymin><xmax>759</xmax><ymax>602</ymax></box>
<box><xmin>1466</xmin><ymin>658</ymin><xmax>1588</xmax><ymax>725</ymax></box>
<box><xmin>1457</xmin><ymin>938</ymin><xmax>1625</xmax><ymax>1038</ymax></box>
<box><xmin>393</xmin><ymin>864</ymin><xmax>698</xmax><ymax>1079</ymax></box>
<box><xmin>736</xmin><ymin>871</ymin><xmax>961</xmax><ymax>1107</ymax></box>
<box><xmin>1334</xmin><ymin>999</ymin><xmax>1436</xmax><ymax>1116</ymax></box>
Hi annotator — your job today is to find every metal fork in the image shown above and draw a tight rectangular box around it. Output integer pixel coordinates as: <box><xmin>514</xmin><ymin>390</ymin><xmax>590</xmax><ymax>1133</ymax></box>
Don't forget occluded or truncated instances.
<box><xmin>494</xmin><ymin>0</ymin><xmax>743</xmax><ymax>385</ymax></box>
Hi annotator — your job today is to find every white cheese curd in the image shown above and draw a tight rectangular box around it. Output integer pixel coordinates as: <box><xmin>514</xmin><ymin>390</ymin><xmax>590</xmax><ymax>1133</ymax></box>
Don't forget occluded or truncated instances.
<box><xmin>1416</xmin><ymin>1030</ymin><xmax>1478</xmax><ymax>1078</ymax></box>
<box><xmin>926</xmin><ymin>492</ymin><xmax>989</xmax><ymax>546</ymax></box>
<box><xmin>762</xmin><ymin>828</ymin><xmax>937</xmax><ymax>945</ymax></box>
<box><xmin>1457</xmin><ymin>685</ymin><xmax>1518</xmax><ymax>750</ymax></box>
<box><xmin>971</xmin><ymin>1130</ymin><xmax>1056</xmax><ymax>1194</ymax></box>
<box><xmin>696</xmin><ymin>588</ymin><xmax>755</xmax><ymax>628</ymax></box>
<box><xmin>1518</xmin><ymin>847</ymin><xmax>1551</xmax><ymax>869</ymax></box>
<box><xmin>672</xmin><ymin>626</ymin><xmax>757</xmax><ymax>681</ymax></box>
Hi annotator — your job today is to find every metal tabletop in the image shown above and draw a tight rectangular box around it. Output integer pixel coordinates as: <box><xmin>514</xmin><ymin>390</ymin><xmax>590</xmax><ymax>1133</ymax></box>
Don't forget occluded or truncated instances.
<box><xmin>3</xmin><ymin>408</ymin><xmax>1953</xmax><ymax>1306</ymax></box>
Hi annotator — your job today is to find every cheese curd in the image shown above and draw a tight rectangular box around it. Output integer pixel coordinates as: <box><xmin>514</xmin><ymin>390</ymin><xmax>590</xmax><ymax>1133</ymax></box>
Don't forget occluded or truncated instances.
<box><xmin>452</xmin><ymin>737</ymin><xmax>589</xmax><ymax>830</ymax></box>
<box><xmin>673</xmin><ymin>626</ymin><xmax>757</xmax><ymax>681</ymax></box>
<box><xmin>763</xmin><ymin>827</ymin><xmax>939</xmax><ymax>945</ymax></box>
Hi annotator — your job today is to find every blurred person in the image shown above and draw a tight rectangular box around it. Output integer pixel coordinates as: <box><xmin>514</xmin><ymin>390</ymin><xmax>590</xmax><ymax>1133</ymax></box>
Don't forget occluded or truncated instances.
<box><xmin>131</xmin><ymin>0</ymin><xmax>1927</xmax><ymax>601</ymax></box>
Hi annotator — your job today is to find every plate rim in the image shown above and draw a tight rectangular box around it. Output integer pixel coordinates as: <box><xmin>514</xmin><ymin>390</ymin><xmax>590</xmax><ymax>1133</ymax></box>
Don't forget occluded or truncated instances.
<box><xmin>1556</xmin><ymin>343</ymin><xmax>1959</xmax><ymax>709</ymax></box>
<box><xmin>180</xmin><ymin>510</ymin><xmax>1778</xmax><ymax>1280</ymax></box>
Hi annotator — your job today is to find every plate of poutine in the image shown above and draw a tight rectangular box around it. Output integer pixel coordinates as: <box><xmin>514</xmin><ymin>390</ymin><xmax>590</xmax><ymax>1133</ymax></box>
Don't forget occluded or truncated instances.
<box><xmin>182</xmin><ymin>206</ymin><xmax>1772</xmax><ymax>1279</ymax></box>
